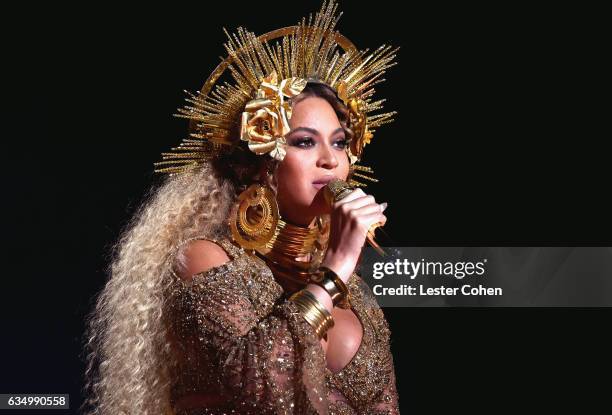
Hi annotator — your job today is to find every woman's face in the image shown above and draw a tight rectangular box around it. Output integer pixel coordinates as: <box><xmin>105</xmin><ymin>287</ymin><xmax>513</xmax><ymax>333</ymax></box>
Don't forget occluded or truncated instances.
<box><xmin>275</xmin><ymin>96</ymin><xmax>350</xmax><ymax>226</ymax></box>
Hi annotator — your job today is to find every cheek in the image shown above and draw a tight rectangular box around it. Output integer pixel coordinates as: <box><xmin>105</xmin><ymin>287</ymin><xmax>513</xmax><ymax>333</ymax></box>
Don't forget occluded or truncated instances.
<box><xmin>342</xmin><ymin>153</ymin><xmax>351</xmax><ymax>178</ymax></box>
<box><xmin>336</xmin><ymin>151</ymin><xmax>350</xmax><ymax>180</ymax></box>
<box><xmin>277</xmin><ymin>154</ymin><xmax>311</xmax><ymax>194</ymax></box>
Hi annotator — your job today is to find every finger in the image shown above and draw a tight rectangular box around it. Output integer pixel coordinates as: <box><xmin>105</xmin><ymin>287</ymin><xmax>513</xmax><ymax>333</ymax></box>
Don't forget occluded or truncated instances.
<box><xmin>332</xmin><ymin>188</ymin><xmax>366</xmax><ymax>206</ymax></box>
<box><xmin>338</xmin><ymin>194</ymin><xmax>378</xmax><ymax>212</ymax></box>
<box><xmin>347</xmin><ymin>203</ymin><xmax>385</xmax><ymax>217</ymax></box>
<box><xmin>360</xmin><ymin>213</ymin><xmax>388</xmax><ymax>232</ymax></box>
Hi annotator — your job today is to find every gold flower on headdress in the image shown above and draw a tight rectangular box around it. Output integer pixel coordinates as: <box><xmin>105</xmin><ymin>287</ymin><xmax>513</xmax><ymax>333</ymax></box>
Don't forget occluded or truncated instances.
<box><xmin>156</xmin><ymin>0</ymin><xmax>398</xmax><ymax>180</ymax></box>
<box><xmin>240</xmin><ymin>71</ymin><xmax>307</xmax><ymax>161</ymax></box>
<box><xmin>337</xmin><ymin>81</ymin><xmax>373</xmax><ymax>163</ymax></box>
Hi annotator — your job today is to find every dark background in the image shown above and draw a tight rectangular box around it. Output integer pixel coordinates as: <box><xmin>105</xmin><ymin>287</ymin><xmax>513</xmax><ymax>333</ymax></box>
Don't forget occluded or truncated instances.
<box><xmin>3</xmin><ymin>1</ymin><xmax>609</xmax><ymax>413</ymax></box>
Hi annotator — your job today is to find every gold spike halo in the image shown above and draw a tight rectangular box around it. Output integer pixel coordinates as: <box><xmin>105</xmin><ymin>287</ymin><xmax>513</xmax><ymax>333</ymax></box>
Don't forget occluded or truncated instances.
<box><xmin>154</xmin><ymin>0</ymin><xmax>399</xmax><ymax>186</ymax></box>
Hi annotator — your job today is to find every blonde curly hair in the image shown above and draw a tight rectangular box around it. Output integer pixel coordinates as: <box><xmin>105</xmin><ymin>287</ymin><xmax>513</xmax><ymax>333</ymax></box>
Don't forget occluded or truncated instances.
<box><xmin>81</xmin><ymin>81</ymin><xmax>353</xmax><ymax>414</ymax></box>
<box><xmin>81</xmin><ymin>163</ymin><xmax>236</xmax><ymax>415</ymax></box>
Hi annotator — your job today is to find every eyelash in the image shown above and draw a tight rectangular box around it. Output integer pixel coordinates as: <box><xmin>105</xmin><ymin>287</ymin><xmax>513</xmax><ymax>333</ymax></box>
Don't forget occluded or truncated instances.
<box><xmin>293</xmin><ymin>137</ymin><xmax>349</xmax><ymax>149</ymax></box>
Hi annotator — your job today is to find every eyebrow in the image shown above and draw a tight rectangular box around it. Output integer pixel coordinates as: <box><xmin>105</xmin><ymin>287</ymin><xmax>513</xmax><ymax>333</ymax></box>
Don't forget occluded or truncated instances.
<box><xmin>287</xmin><ymin>127</ymin><xmax>345</xmax><ymax>137</ymax></box>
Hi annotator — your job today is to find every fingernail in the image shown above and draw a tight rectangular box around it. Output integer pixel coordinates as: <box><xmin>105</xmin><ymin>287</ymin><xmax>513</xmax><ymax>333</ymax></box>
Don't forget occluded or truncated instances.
<box><xmin>381</xmin><ymin>202</ymin><xmax>388</xmax><ymax>212</ymax></box>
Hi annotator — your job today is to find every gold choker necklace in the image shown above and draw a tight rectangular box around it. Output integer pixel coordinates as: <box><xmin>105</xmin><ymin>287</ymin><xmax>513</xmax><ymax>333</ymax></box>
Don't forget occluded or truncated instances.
<box><xmin>256</xmin><ymin>216</ymin><xmax>329</xmax><ymax>292</ymax></box>
<box><xmin>228</xmin><ymin>183</ymin><xmax>329</xmax><ymax>292</ymax></box>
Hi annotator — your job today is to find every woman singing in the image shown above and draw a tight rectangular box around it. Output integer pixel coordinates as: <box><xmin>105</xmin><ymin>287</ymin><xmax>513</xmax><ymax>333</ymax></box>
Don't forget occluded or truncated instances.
<box><xmin>82</xmin><ymin>1</ymin><xmax>400</xmax><ymax>413</ymax></box>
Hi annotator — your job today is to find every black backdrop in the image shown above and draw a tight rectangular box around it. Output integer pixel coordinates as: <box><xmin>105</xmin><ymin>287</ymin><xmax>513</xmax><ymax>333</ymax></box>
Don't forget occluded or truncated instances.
<box><xmin>3</xmin><ymin>1</ymin><xmax>610</xmax><ymax>413</ymax></box>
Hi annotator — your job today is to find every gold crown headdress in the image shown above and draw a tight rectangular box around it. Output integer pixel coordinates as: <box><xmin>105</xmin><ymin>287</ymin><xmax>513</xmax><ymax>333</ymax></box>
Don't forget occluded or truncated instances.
<box><xmin>154</xmin><ymin>0</ymin><xmax>398</xmax><ymax>187</ymax></box>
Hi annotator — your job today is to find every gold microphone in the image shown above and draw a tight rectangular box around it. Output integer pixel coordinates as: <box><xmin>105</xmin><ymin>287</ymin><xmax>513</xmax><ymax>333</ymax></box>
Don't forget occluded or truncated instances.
<box><xmin>323</xmin><ymin>179</ymin><xmax>386</xmax><ymax>256</ymax></box>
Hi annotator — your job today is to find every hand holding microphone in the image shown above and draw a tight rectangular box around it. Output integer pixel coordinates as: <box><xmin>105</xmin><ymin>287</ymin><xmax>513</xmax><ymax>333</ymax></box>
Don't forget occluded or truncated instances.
<box><xmin>319</xmin><ymin>179</ymin><xmax>387</xmax><ymax>283</ymax></box>
<box><xmin>323</xmin><ymin>179</ymin><xmax>387</xmax><ymax>256</ymax></box>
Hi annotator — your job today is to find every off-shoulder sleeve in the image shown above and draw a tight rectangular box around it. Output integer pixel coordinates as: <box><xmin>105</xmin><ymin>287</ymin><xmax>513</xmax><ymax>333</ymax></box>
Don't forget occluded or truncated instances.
<box><xmin>169</xmin><ymin>237</ymin><xmax>329</xmax><ymax>415</ymax></box>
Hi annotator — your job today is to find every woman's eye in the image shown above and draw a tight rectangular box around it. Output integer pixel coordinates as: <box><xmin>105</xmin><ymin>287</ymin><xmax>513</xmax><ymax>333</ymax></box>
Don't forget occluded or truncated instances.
<box><xmin>290</xmin><ymin>137</ymin><xmax>348</xmax><ymax>149</ymax></box>
<box><xmin>334</xmin><ymin>138</ymin><xmax>349</xmax><ymax>149</ymax></box>
<box><xmin>293</xmin><ymin>137</ymin><xmax>314</xmax><ymax>148</ymax></box>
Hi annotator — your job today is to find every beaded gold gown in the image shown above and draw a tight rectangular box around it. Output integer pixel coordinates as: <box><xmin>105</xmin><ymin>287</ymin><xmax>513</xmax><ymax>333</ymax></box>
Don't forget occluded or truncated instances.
<box><xmin>165</xmin><ymin>231</ymin><xmax>400</xmax><ymax>415</ymax></box>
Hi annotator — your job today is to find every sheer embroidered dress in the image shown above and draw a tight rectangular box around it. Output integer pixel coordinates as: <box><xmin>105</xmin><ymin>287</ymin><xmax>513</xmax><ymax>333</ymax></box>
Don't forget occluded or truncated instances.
<box><xmin>165</xmin><ymin>234</ymin><xmax>400</xmax><ymax>415</ymax></box>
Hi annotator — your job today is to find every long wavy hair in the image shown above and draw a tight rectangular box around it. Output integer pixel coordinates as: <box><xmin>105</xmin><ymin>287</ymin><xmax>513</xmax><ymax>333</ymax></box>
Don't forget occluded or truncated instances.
<box><xmin>81</xmin><ymin>82</ymin><xmax>352</xmax><ymax>414</ymax></box>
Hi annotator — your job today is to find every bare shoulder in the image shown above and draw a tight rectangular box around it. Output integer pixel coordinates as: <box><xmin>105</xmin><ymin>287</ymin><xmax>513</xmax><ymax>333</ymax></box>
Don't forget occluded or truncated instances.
<box><xmin>175</xmin><ymin>239</ymin><xmax>231</xmax><ymax>282</ymax></box>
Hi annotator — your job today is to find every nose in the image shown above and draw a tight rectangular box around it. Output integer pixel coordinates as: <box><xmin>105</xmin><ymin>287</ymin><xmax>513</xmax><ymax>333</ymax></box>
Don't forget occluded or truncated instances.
<box><xmin>316</xmin><ymin>141</ymin><xmax>339</xmax><ymax>170</ymax></box>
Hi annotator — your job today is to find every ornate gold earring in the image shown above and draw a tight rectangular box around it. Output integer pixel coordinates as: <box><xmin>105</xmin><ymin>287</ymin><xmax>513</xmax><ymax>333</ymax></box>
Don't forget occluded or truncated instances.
<box><xmin>229</xmin><ymin>183</ymin><xmax>280</xmax><ymax>250</ymax></box>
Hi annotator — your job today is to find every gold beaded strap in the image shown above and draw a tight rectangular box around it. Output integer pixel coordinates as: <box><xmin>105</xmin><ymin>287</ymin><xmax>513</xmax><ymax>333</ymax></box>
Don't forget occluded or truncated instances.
<box><xmin>289</xmin><ymin>289</ymin><xmax>334</xmax><ymax>340</ymax></box>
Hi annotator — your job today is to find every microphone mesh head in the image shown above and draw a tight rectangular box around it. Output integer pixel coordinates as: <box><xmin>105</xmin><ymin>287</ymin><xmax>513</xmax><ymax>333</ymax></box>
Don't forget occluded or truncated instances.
<box><xmin>324</xmin><ymin>179</ymin><xmax>355</xmax><ymax>205</ymax></box>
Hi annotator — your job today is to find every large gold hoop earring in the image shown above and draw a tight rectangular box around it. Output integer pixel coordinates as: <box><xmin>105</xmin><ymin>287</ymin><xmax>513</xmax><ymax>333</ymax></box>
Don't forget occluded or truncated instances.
<box><xmin>229</xmin><ymin>183</ymin><xmax>280</xmax><ymax>250</ymax></box>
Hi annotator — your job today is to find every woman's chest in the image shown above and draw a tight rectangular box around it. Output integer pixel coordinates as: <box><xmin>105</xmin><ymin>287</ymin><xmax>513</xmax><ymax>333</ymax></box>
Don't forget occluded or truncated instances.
<box><xmin>323</xmin><ymin>307</ymin><xmax>364</xmax><ymax>374</ymax></box>
<box><xmin>322</xmin><ymin>280</ymin><xmax>395</xmax><ymax>409</ymax></box>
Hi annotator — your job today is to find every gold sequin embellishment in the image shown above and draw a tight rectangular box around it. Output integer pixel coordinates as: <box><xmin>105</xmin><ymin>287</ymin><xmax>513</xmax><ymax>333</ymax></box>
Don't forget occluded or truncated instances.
<box><xmin>165</xmin><ymin>234</ymin><xmax>400</xmax><ymax>414</ymax></box>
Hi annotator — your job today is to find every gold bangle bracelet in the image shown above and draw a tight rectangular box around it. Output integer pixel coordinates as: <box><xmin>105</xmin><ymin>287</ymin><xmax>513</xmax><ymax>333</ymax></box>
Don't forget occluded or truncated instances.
<box><xmin>311</xmin><ymin>266</ymin><xmax>351</xmax><ymax>309</ymax></box>
<box><xmin>289</xmin><ymin>289</ymin><xmax>334</xmax><ymax>339</ymax></box>
<box><xmin>297</xmin><ymin>290</ymin><xmax>334</xmax><ymax>337</ymax></box>
<box><xmin>290</xmin><ymin>291</ymin><xmax>333</xmax><ymax>339</ymax></box>
<box><xmin>320</xmin><ymin>277</ymin><xmax>344</xmax><ymax>304</ymax></box>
